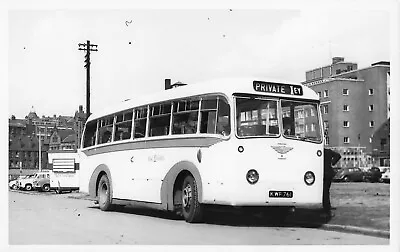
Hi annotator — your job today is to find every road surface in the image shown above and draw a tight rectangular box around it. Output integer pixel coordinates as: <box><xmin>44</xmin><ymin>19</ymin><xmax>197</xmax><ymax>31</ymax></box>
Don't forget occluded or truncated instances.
<box><xmin>9</xmin><ymin>191</ymin><xmax>389</xmax><ymax>245</ymax></box>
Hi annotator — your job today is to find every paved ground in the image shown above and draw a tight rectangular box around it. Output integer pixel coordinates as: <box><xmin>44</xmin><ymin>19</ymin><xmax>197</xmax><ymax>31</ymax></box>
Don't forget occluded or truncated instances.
<box><xmin>9</xmin><ymin>191</ymin><xmax>390</xmax><ymax>245</ymax></box>
<box><xmin>329</xmin><ymin>182</ymin><xmax>390</xmax><ymax>230</ymax></box>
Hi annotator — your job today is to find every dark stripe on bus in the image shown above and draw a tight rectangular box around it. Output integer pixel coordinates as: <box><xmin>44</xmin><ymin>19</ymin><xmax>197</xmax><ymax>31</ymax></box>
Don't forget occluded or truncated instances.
<box><xmin>81</xmin><ymin>136</ymin><xmax>225</xmax><ymax>156</ymax></box>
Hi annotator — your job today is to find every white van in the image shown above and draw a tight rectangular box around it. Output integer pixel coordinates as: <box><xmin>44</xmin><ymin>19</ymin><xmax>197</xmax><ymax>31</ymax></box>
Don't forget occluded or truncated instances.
<box><xmin>48</xmin><ymin>152</ymin><xmax>80</xmax><ymax>193</ymax></box>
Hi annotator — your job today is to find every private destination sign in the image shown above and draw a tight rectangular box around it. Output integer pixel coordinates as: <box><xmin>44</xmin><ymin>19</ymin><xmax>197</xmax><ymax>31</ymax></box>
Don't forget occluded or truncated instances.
<box><xmin>253</xmin><ymin>81</ymin><xmax>303</xmax><ymax>96</ymax></box>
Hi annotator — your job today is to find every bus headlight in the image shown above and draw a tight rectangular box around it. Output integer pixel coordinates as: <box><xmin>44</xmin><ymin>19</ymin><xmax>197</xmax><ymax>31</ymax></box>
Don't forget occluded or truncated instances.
<box><xmin>246</xmin><ymin>169</ymin><xmax>259</xmax><ymax>185</ymax></box>
<box><xmin>304</xmin><ymin>171</ymin><xmax>315</xmax><ymax>185</ymax></box>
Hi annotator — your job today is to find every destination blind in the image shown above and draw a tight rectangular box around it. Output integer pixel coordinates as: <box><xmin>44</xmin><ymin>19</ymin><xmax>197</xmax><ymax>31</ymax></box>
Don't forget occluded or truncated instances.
<box><xmin>253</xmin><ymin>81</ymin><xmax>303</xmax><ymax>96</ymax></box>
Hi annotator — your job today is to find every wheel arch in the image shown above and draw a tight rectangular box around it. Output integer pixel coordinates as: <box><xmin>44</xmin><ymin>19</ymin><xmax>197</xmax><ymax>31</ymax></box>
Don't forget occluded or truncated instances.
<box><xmin>160</xmin><ymin>161</ymin><xmax>203</xmax><ymax>211</ymax></box>
<box><xmin>88</xmin><ymin>164</ymin><xmax>113</xmax><ymax>200</ymax></box>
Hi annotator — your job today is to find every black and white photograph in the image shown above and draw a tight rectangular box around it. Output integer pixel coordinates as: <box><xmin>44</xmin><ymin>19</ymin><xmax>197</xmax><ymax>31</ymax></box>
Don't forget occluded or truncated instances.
<box><xmin>4</xmin><ymin>0</ymin><xmax>399</xmax><ymax>250</ymax></box>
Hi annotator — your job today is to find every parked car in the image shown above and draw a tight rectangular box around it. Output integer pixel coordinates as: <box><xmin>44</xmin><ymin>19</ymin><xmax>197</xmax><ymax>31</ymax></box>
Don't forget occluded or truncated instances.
<box><xmin>332</xmin><ymin>167</ymin><xmax>342</xmax><ymax>175</ymax></box>
<box><xmin>10</xmin><ymin>175</ymin><xmax>32</xmax><ymax>189</ymax></box>
<box><xmin>18</xmin><ymin>174</ymin><xmax>36</xmax><ymax>191</ymax></box>
<box><xmin>380</xmin><ymin>168</ymin><xmax>390</xmax><ymax>183</ymax></box>
<box><xmin>9</xmin><ymin>178</ymin><xmax>20</xmax><ymax>190</ymax></box>
<box><xmin>333</xmin><ymin>167</ymin><xmax>364</xmax><ymax>182</ymax></box>
<box><xmin>363</xmin><ymin>167</ymin><xmax>382</xmax><ymax>182</ymax></box>
<box><xmin>32</xmin><ymin>172</ymin><xmax>51</xmax><ymax>192</ymax></box>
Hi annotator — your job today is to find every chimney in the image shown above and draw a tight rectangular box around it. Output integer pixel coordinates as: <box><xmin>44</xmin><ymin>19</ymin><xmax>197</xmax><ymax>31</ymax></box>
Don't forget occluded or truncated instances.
<box><xmin>79</xmin><ymin>105</ymin><xmax>83</xmax><ymax>113</ymax></box>
<box><xmin>165</xmin><ymin>79</ymin><xmax>172</xmax><ymax>90</ymax></box>
<box><xmin>332</xmin><ymin>57</ymin><xmax>344</xmax><ymax>65</ymax></box>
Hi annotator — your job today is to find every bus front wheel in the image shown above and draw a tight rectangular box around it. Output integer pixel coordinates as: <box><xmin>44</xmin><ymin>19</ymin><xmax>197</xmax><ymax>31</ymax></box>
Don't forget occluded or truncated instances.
<box><xmin>181</xmin><ymin>175</ymin><xmax>203</xmax><ymax>223</ymax></box>
<box><xmin>98</xmin><ymin>175</ymin><xmax>114</xmax><ymax>211</ymax></box>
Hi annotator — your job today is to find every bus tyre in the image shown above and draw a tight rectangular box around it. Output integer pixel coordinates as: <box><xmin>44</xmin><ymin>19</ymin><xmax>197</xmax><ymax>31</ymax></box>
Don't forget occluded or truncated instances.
<box><xmin>181</xmin><ymin>175</ymin><xmax>203</xmax><ymax>223</ymax></box>
<box><xmin>42</xmin><ymin>184</ymin><xmax>50</xmax><ymax>192</ymax></box>
<box><xmin>12</xmin><ymin>184</ymin><xmax>18</xmax><ymax>190</ymax></box>
<box><xmin>25</xmin><ymin>184</ymin><xmax>32</xmax><ymax>191</ymax></box>
<box><xmin>98</xmin><ymin>175</ymin><xmax>114</xmax><ymax>211</ymax></box>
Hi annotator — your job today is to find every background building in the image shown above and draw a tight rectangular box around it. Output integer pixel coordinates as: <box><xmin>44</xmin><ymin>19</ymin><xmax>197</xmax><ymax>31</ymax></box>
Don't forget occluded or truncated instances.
<box><xmin>370</xmin><ymin>118</ymin><xmax>390</xmax><ymax>167</ymax></box>
<box><xmin>8</xmin><ymin>105</ymin><xmax>85</xmax><ymax>178</ymax></box>
<box><xmin>302</xmin><ymin>57</ymin><xmax>390</xmax><ymax>168</ymax></box>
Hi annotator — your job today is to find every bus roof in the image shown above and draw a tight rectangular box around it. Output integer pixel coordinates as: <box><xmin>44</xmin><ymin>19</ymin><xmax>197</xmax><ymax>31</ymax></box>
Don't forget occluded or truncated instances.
<box><xmin>88</xmin><ymin>77</ymin><xmax>319</xmax><ymax>122</ymax></box>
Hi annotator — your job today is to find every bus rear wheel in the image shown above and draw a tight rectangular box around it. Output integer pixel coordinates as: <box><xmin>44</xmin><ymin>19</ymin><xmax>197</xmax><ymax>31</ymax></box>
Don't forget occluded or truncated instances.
<box><xmin>181</xmin><ymin>175</ymin><xmax>203</xmax><ymax>223</ymax></box>
<box><xmin>98</xmin><ymin>175</ymin><xmax>114</xmax><ymax>211</ymax></box>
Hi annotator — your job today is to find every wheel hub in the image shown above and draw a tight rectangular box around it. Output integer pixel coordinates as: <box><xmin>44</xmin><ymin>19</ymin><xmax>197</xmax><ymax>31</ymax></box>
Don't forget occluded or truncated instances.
<box><xmin>182</xmin><ymin>184</ymin><xmax>192</xmax><ymax>209</ymax></box>
<box><xmin>99</xmin><ymin>184</ymin><xmax>108</xmax><ymax>203</ymax></box>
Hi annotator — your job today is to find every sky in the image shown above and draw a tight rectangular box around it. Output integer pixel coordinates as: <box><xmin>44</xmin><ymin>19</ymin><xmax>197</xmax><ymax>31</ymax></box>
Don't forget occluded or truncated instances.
<box><xmin>6</xmin><ymin>1</ymin><xmax>395</xmax><ymax>119</ymax></box>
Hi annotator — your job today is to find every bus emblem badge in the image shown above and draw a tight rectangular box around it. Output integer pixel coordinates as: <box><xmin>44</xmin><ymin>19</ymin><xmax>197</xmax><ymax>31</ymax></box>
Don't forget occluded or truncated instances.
<box><xmin>271</xmin><ymin>145</ymin><xmax>293</xmax><ymax>154</ymax></box>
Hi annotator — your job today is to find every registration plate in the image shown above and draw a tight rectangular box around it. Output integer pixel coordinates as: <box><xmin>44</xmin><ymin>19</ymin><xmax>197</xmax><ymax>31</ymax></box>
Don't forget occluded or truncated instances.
<box><xmin>269</xmin><ymin>191</ymin><xmax>293</xmax><ymax>198</ymax></box>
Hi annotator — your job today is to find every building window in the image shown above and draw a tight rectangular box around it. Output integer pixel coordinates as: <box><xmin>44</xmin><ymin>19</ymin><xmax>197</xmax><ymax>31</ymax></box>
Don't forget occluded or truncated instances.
<box><xmin>369</xmin><ymin>105</ymin><xmax>374</xmax><ymax>111</ymax></box>
<box><xmin>343</xmin><ymin>104</ymin><xmax>349</xmax><ymax>111</ymax></box>
<box><xmin>369</xmin><ymin>89</ymin><xmax>374</xmax><ymax>95</ymax></box>
<box><xmin>325</xmin><ymin>136</ymin><xmax>330</xmax><ymax>145</ymax></box>
<box><xmin>323</xmin><ymin>121</ymin><xmax>329</xmax><ymax>130</ymax></box>
<box><xmin>343</xmin><ymin>121</ymin><xmax>349</xmax><ymax>127</ymax></box>
<box><xmin>380</xmin><ymin>138</ymin><xmax>387</xmax><ymax>150</ymax></box>
<box><xmin>318</xmin><ymin>92</ymin><xmax>322</xmax><ymax>98</ymax></box>
<box><xmin>343</xmin><ymin>89</ymin><xmax>349</xmax><ymax>95</ymax></box>
<box><xmin>322</xmin><ymin>105</ymin><xmax>329</xmax><ymax>114</ymax></box>
<box><xmin>311</xmin><ymin>123</ymin><xmax>316</xmax><ymax>132</ymax></box>
<box><xmin>369</xmin><ymin>121</ymin><xmax>374</xmax><ymax>127</ymax></box>
<box><xmin>344</xmin><ymin>137</ymin><xmax>350</xmax><ymax>144</ymax></box>
<box><xmin>323</xmin><ymin>90</ymin><xmax>329</xmax><ymax>97</ymax></box>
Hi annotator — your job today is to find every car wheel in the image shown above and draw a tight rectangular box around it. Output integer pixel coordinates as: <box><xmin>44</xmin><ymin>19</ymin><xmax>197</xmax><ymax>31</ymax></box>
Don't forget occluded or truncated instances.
<box><xmin>42</xmin><ymin>184</ymin><xmax>50</xmax><ymax>192</ymax></box>
<box><xmin>343</xmin><ymin>176</ymin><xmax>350</xmax><ymax>182</ymax></box>
<box><xmin>181</xmin><ymin>175</ymin><xmax>203</xmax><ymax>223</ymax></box>
<box><xmin>11</xmin><ymin>184</ymin><xmax>18</xmax><ymax>190</ymax></box>
<box><xmin>25</xmin><ymin>184</ymin><xmax>32</xmax><ymax>191</ymax></box>
<box><xmin>98</xmin><ymin>175</ymin><xmax>114</xmax><ymax>211</ymax></box>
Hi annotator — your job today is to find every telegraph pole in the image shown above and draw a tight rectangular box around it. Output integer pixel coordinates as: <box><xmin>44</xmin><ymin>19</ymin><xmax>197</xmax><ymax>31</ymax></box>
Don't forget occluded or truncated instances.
<box><xmin>78</xmin><ymin>40</ymin><xmax>98</xmax><ymax>119</ymax></box>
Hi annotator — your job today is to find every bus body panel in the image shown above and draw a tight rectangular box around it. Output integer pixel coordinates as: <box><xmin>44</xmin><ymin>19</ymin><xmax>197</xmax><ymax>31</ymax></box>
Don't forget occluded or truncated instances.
<box><xmin>79</xmin><ymin>139</ymin><xmax>204</xmax><ymax>204</ymax></box>
<box><xmin>200</xmin><ymin>138</ymin><xmax>323</xmax><ymax>207</ymax></box>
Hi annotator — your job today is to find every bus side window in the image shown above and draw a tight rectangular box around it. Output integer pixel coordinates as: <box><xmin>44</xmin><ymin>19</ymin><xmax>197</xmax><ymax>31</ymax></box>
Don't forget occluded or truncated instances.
<box><xmin>134</xmin><ymin>107</ymin><xmax>147</xmax><ymax>139</ymax></box>
<box><xmin>149</xmin><ymin>103</ymin><xmax>171</xmax><ymax>137</ymax></box>
<box><xmin>114</xmin><ymin>110</ymin><xmax>133</xmax><ymax>141</ymax></box>
<box><xmin>216</xmin><ymin>98</ymin><xmax>230</xmax><ymax>136</ymax></box>
<box><xmin>172</xmin><ymin>99</ymin><xmax>199</xmax><ymax>135</ymax></box>
<box><xmin>83</xmin><ymin>121</ymin><xmax>97</xmax><ymax>148</ymax></box>
<box><xmin>98</xmin><ymin>116</ymin><xmax>113</xmax><ymax>144</ymax></box>
<box><xmin>200</xmin><ymin>98</ymin><xmax>217</xmax><ymax>134</ymax></box>
<box><xmin>173</xmin><ymin>111</ymin><xmax>198</xmax><ymax>134</ymax></box>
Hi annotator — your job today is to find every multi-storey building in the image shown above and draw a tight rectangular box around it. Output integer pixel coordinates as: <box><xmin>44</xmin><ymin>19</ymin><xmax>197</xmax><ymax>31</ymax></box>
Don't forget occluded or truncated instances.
<box><xmin>371</xmin><ymin>118</ymin><xmax>390</xmax><ymax>167</ymax></box>
<box><xmin>302</xmin><ymin>57</ymin><xmax>390</xmax><ymax>168</ymax></box>
<box><xmin>8</xmin><ymin>105</ymin><xmax>86</xmax><ymax>177</ymax></box>
<box><xmin>9</xmin><ymin>134</ymin><xmax>49</xmax><ymax>176</ymax></box>
<box><xmin>74</xmin><ymin>105</ymin><xmax>86</xmax><ymax>149</ymax></box>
